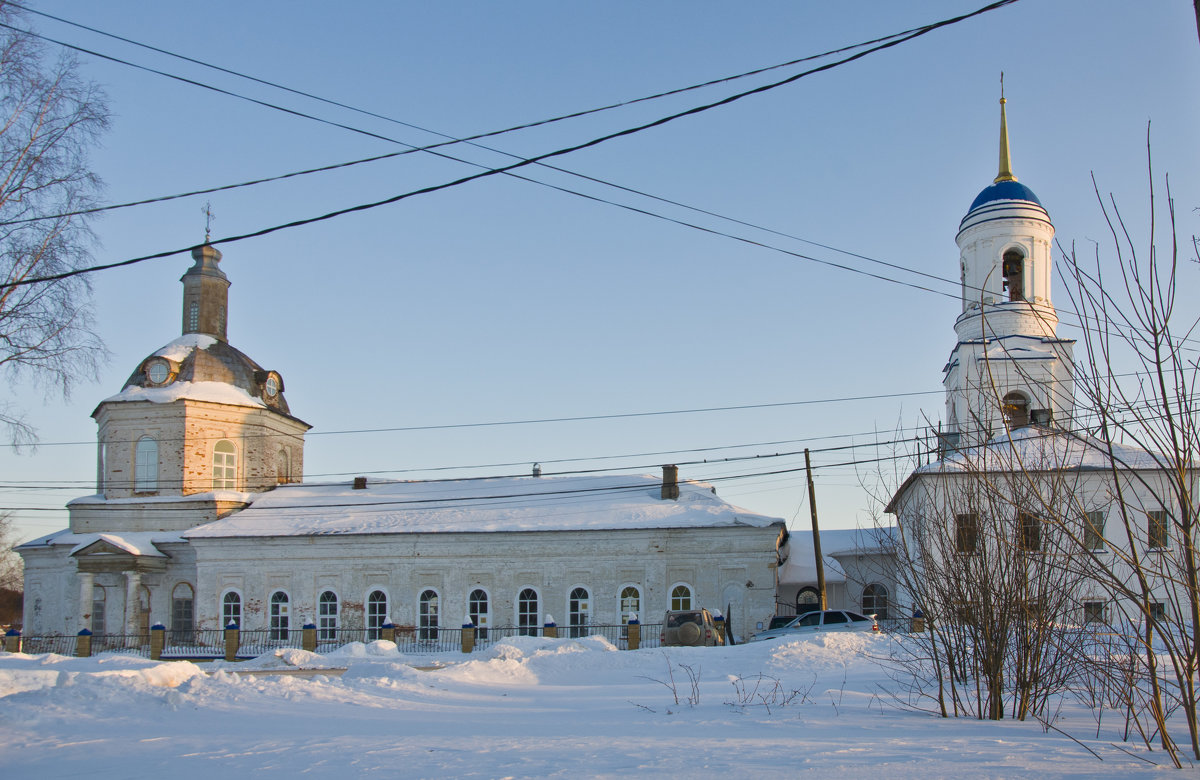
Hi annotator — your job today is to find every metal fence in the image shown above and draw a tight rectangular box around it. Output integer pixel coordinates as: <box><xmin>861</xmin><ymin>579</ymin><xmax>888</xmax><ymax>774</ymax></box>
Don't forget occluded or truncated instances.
<box><xmin>2</xmin><ymin>622</ymin><xmax>668</xmax><ymax>659</ymax></box>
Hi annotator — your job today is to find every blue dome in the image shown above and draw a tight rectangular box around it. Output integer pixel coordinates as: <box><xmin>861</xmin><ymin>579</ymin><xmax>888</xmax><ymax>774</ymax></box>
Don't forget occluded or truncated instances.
<box><xmin>968</xmin><ymin>180</ymin><xmax>1043</xmax><ymax>212</ymax></box>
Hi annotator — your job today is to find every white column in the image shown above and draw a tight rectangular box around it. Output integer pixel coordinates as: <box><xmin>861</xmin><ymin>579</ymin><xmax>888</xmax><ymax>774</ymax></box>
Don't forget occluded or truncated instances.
<box><xmin>124</xmin><ymin>571</ymin><xmax>142</xmax><ymax>636</ymax></box>
<box><xmin>78</xmin><ymin>572</ymin><xmax>95</xmax><ymax>631</ymax></box>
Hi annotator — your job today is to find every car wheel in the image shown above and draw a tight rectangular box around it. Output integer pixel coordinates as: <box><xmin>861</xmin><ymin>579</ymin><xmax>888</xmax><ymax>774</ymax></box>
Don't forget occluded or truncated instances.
<box><xmin>678</xmin><ymin>621</ymin><xmax>702</xmax><ymax>646</ymax></box>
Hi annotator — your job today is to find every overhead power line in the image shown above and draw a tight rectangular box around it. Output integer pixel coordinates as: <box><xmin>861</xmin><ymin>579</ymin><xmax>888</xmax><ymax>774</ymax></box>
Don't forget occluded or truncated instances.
<box><xmin>0</xmin><ymin>0</ymin><xmax>1018</xmax><ymax>292</ymax></box>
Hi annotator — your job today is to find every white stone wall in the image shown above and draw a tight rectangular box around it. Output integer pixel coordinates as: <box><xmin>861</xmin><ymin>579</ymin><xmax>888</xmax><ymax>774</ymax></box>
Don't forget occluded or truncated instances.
<box><xmin>193</xmin><ymin>526</ymin><xmax>781</xmax><ymax>641</ymax></box>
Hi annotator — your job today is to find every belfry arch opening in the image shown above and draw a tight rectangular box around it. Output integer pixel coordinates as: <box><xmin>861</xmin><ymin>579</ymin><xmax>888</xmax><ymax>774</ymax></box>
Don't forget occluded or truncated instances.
<box><xmin>1002</xmin><ymin>391</ymin><xmax>1030</xmax><ymax>429</ymax></box>
<box><xmin>1002</xmin><ymin>248</ymin><xmax>1025</xmax><ymax>301</ymax></box>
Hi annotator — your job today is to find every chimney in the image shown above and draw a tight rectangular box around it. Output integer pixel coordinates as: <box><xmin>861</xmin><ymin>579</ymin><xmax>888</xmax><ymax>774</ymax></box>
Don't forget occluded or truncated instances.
<box><xmin>353</xmin><ymin>476</ymin><xmax>367</xmax><ymax>490</ymax></box>
<box><xmin>661</xmin><ymin>465</ymin><xmax>679</xmax><ymax>501</ymax></box>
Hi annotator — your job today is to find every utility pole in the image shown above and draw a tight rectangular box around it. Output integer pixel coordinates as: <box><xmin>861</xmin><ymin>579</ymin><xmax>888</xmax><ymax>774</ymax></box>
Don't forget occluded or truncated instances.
<box><xmin>804</xmin><ymin>448</ymin><xmax>827</xmax><ymax>610</ymax></box>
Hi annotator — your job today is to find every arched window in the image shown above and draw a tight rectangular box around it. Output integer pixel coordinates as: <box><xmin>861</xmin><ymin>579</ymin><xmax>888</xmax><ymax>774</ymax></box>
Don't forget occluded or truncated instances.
<box><xmin>619</xmin><ymin>585</ymin><xmax>641</xmax><ymax>625</ymax></box>
<box><xmin>318</xmin><ymin>591</ymin><xmax>338</xmax><ymax>641</ymax></box>
<box><xmin>269</xmin><ymin>591</ymin><xmax>290</xmax><ymax>641</ymax></box>
<box><xmin>862</xmin><ymin>584</ymin><xmax>889</xmax><ymax>620</ymax></box>
<box><xmin>418</xmin><ymin>589</ymin><xmax>439</xmax><ymax>640</ymax></box>
<box><xmin>670</xmin><ymin>584</ymin><xmax>693</xmax><ymax>611</ymax></box>
<box><xmin>366</xmin><ymin>590</ymin><xmax>388</xmax><ymax>641</ymax></box>
<box><xmin>91</xmin><ymin>586</ymin><xmax>106</xmax><ymax>635</ymax></box>
<box><xmin>276</xmin><ymin>449</ymin><xmax>289</xmax><ymax>484</ymax></box>
<box><xmin>213</xmin><ymin>440</ymin><xmax>237</xmax><ymax>490</ymax></box>
<box><xmin>171</xmin><ymin>582</ymin><xmax>194</xmax><ymax>641</ymax></box>
<box><xmin>796</xmin><ymin>587</ymin><xmax>820</xmax><ymax>614</ymax></box>
<box><xmin>1002</xmin><ymin>248</ymin><xmax>1025</xmax><ymax>301</ymax></box>
<box><xmin>222</xmin><ymin>591</ymin><xmax>242</xmax><ymax>628</ymax></box>
<box><xmin>568</xmin><ymin>587</ymin><xmax>591</xmax><ymax>637</ymax></box>
<box><xmin>134</xmin><ymin>436</ymin><xmax>158</xmax><ymax>492</ymax></box>
<box><xmin>517</xmin><ymin>588</ymin><xmax>539</xmax><ymax>636</ymax></box>
<box><xmin>468</xmin><ymin>588</ymin><xmax>490</xmax><ymax>639</ymax></box>
<box><xmin>1002</xmin><ymin>391</ymin><xmax>1030</xmax><ymax>429</ymax></box>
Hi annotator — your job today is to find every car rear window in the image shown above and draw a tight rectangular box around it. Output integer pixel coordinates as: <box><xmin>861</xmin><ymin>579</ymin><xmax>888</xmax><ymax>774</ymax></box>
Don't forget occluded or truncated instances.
<box><xmin>666</xmin><ymin>612</ymin><xmax>702</xmax><ymax>627</ymax></box>
<box><xmin>823</xmin><ymin>611</ymin><xmax>849</xmax><ymax>625</ymax></box>
<box><xmin>768</xmin><ymin>616</ymin><xmax>795</xmax><ymax>629</ymax></box>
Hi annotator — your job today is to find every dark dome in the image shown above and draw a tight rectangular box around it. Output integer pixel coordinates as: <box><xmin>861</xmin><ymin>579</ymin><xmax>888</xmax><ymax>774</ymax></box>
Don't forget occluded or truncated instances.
<box><xmin>118</xmin><ymin>334</ymin><xmax>294</xmax><ymax>416</ymax></box>
<box><xmin>968</xmin><ymin>180</ymin><xmax>1043</xmax><ymax>213</ymax></box>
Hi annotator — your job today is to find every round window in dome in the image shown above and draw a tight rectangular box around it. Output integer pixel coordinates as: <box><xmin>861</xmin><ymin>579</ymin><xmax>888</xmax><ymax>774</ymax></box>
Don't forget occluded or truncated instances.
<box><xmin>145</xmin><ymin>359</ymin><xmax>171</xmax><ymax>386</ymax></box>
<box><xmin>264</xmin><ymin>374</ymin><xmax>280</xmax><ymax>398</ymax></box>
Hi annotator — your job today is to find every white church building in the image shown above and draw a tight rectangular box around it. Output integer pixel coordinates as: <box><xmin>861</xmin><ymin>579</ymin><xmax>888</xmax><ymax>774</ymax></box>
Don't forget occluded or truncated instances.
<box><xmin>18</xmin><ymin>243</ymin><xmax>786</xmax><ymax>643</ymax></box>
<box><xmin>886</xmin><ymin>94</ymin><xmax>1194</xmax><ymax>625</ymax></box>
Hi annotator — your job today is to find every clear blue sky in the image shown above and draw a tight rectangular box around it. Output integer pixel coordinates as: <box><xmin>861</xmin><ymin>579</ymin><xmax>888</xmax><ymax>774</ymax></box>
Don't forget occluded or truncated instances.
<box><xmin>4</xmin><ymin>0</ymin><xmax>1199</xmax><ymax>543</ymax></box>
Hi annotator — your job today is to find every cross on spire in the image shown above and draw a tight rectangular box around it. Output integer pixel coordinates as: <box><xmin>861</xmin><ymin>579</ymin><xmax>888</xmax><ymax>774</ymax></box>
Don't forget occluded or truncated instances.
<box><xmin>202</xmin><ymin>202</ymin><xmax>215</xmax><ymax>242</ymax></box>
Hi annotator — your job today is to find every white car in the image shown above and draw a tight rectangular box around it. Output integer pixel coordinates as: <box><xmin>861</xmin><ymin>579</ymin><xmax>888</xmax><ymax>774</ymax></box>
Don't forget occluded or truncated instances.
<box><xmin>750</xmin><ymin>610</ymin><xmax>878</xmax><ymax>641</ymax></box>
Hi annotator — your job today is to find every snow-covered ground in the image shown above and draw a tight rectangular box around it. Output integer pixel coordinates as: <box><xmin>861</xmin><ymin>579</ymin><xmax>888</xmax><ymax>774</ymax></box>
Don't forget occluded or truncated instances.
<box><xmin>0</xmin><ymin>633</ymin><xmax>1181</xmax><ymax>777</ymax></box>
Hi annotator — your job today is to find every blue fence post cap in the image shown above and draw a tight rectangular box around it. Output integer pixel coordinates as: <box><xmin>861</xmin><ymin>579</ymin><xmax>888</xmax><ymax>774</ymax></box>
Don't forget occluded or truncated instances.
<box><xmin>543</xmin><ymin>622</ymin><xmax>556</xmax><ymax>628</ymax></box>
<box><xmin>627</xmin><ymin>618</ymin><xmax>639</xmax><ymax>626</ymax></box>
<box><xmin>151</xmin><ymin>623</ymin><xmax>165</xmax><ymax>631</ymax></box>
<box><xmin>462</xmin><ymin>622</ymin><xmax>475</xmax><ymax>629</ymax></box>
<box><xmin>913</xmin><ymin>609</ymin><xmax>924</xmax><ymax>619</ymax></box>
<box><xmin>77</xmin><ymin>628</ymin><xmax>93</xmax><ymax>636</ymax></box>
<box><xmin>302</xmin><ymin>622</ymin><xmax>316</xmax><ymax>630</ymax></box>
<box><xmin>225</xmin><ymin>621</ymin><xmax>239</xmax><ymax>630</ymax></box>
<box><xmin>5</xmin><ymin>628</ymin><xmax>20</xmax><ymax>637</ymax></box>
<box><xmin>382</xmin><ymin>622</ymin><xmax>395</xmax><ymax>630</ymax></box>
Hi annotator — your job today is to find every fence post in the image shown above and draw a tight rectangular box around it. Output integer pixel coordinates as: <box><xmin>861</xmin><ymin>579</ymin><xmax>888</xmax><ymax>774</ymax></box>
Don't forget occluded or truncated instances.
<box><xmin>302</xmin><ymin>623</ymin><xmax>317</xmax><ymax>652</ymax></box>
<box><xmin>224</xmin><ymin>623</ymin><xmax>239</xmax><ymax>662</ymax></box>
<box><xmin>626</xmin><ymin>619</ymin><xmax>640</xmax><ymax>651</ymax></box>
<box><xmin>382</xmin><ymin>622</ymin><xmax>396</xmax><ymax>643</ymax></box>
<box><xmin>912</xmin><ymin>609</ymin><xmax>926</xmax><ymax>634</ymax></box>
<box><xmin>150</xmin><ymin>623</ymin><xmax>165</xmax><ymax>660</ymax></box>
<box><xmin>4</xmin><ymin>628</ymin><xmax>21</xmax><ymax>653</ymax></box>
<box><xmin>713</xmin><ymin>613</ymin><xmax>726</xmax><ymax>644</ymax></box>
<box><xmin>461</xmin><ymin>620</ymin><xmax>475</xmax><ymax>654</ymax></box>
<box><xmin>76</xmin><ymin>628</ymin><xmax>93</xmax><ymax>658</ymax></box>
<box><xmin>543</xmin><ymin>614</ymin><xmax>557</xmax><ymax>639</ymax></box>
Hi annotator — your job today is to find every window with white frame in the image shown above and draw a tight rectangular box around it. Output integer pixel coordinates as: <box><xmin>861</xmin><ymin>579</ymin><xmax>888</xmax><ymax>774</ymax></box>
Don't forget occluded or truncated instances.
<box><xmin>366</xmin><ymin>590</ymin><xmax>388</xmax><ymax>640</ymax></box>
<box><xmin>568</xmin><ymin>587</ymin><xmax>590</xmax><ymax>637</ymax></box>
<box><xmin>619</xmin><ymin>585</ymin><xmax>640</xmax><ymax>625</ymax></box>
<box><xmin>517</xmin><ymin>588</ymin><xmax>539</xmax><ymax>636</ymax></box>
<box><xmin>222</xmin><ymin>591</ymin><xmax>241</xmax><ymax>628</ymax></box>
<box><xmin>318</xmin><ymin>591</ymin><xmax>338</xmax><ymax>641</ymax></box>
<box><xmin>91</xmin><ymin>586</ymin><xmax>106</xmax><ymax>635</ymax></box>
<box><xmin>1082</xmin><ymin>601</ymin><xmax>1106</xmax><ymax>625</ymax></box>
<box><xmin>171</xmin><ymin>582</ymin><xmax>194</xmax><ymax>641</ymax></box>
<box><xmin>796</xmin><ymin>587</ymin><xmax>820</xmax><ymax>614</ymax></box>
<box><xmin>468</xmin><ymin>588</ymin><xmax>490</xmax><ymax>639</ymax></box>
<box><xmin>213</xmin><ymin>440</ymin><xmax>237</xmax><ymax>490</ymax></box>
<box><xmin>1084</xmin><ymin>511</ymin><xmax>1106</xmax><ymax>551</ymax></box>
<box><xmin>134</xmin><ymin>436</ymin><xmax>158</xmax><ymax>492</ymax></box>
<box><xmin>1147</xmin><ymin>510</ymin><xmax>1169</xmax><ymax>550</ymax></box>
<box><xmin>862</xmin><ymin>584</ymin><xmax>889</xmax><ymax>620</ymax></box>
<box><xmin>955</xmin><ymin>513</ymin><xmax>979</xmax><ymax>554</ymax></box>
<box><xmin>418</xmin><ymin>589</ymin><xmax>439</xmax><ymax>640</ymax></box>
<box><xmin>269</xmin><ymin>591</ymin><xmax>289</xmax><ymax>641</ymax></box>
<box><xmin>670</xmin><ymin>584</ymin><xmax>693</xmax><ymax>611</ymax></box>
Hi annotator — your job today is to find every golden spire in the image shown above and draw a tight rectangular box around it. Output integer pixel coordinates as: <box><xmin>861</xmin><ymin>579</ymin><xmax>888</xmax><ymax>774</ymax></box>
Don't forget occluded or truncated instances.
<box><xmin>995</xmin><ymin>72</ymin><xmax>1017</xmax><ymax>183</ymax></box>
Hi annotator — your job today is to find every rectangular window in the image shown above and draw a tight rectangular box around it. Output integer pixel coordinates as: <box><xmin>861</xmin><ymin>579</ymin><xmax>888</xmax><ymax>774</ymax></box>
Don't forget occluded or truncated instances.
<box><xmin>1147</xmin><ymin>510</ymin><xmax>1169</xmax><ymax>550</ymax></box>
<box><xmin>1082</xmin><ymin>601</ymin><xmax>1106</xmax><ymax>625</ymax></box>
<box><xmin>1148</xmin><ymin>602</ymin><xmax>1166</xmax><ymax>622</ymax></box>
<box><xmin>1084</xmin><ymin>511</ymin><xmax>1106</xmax><ymax>551</ymax></box>
<box><xmin>1017</xmin><ymin>511</ymin><xmax>1042</xmax><ymax>552</ymax></box>
<box><xmin>955</xmin><ymin>513</ymin><xmax>978</xmax><ymax>554</ymax></box>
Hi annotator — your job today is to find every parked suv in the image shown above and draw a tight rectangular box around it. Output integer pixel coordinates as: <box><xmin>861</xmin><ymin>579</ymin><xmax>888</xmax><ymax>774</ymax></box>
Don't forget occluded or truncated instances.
<box><xmin>660</xmin><ymin>608</ymin><xmax>724</xmax><ymax>647</ymax></box>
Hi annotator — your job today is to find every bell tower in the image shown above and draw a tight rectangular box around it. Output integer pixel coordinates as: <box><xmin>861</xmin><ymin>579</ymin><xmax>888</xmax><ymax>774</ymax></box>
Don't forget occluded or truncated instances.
<box><xmin>943</xmin><ymin>85</ymin><xmax>1074</xmax><ymax>448</ymax></box>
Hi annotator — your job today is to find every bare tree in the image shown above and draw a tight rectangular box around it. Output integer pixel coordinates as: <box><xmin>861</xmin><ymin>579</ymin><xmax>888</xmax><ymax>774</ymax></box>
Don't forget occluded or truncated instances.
<box><xmin>0</xmin><ymin>2</ymin><xmax>109</xmax><ymax>446</ymax></box>
<box><xmin>1056</xmin><ymin>145</ymin><xmax>1200</xmax><ymax>764</ymax></box>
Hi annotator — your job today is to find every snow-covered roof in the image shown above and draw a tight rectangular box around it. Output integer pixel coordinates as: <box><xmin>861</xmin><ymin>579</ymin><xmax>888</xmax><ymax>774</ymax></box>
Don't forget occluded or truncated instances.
<box><xmin>185</xmin><ymin>474</ymin><xmax>784</xmax><ymax>539</ymax></box>
<box><xmin>67</xmin><ymin>490</ymin><xmax>254</xmax><ymax>507</ymax></box>
<box><xmin>777</xmin><ymin>528</ymin><xmax>896</xmax><ymax>586</ymax></box>
<box><xmin>101</xmin><ymin>379</ymin><xmax>267</xmax><ymax>409</ymax></box>
<box><xmin>17</xmin><ymin>530</ymin><xmax>186</xmax><ymax>555</ymax></box>
<box><xmin>922</xmin><ymin>426</ymin><xmax>1171</xmax><ymax>474</ymax></box>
